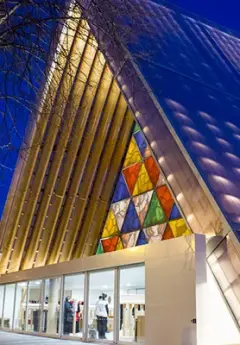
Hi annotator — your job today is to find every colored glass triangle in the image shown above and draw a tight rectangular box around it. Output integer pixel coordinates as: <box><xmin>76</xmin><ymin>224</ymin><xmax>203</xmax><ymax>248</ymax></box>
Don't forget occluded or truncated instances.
<box><xmin>116</xmin><ymin>238</ymin><xmax>124</xmax><ymax>251</ymax></box>
<box><xmin>112</xmin><ymin>173</ymin><xmax>130</xmax><ymax>203</ymax></box>
<box><xmin>162</xmin><ymin>225</ymin><xmax>174</xmax><ymax>240</ymax></box>
<box><xmin>96</xmin><ymin>241</ymin><xmax>104</xmax><ymax>255</ymax></box>
<box><xmin>169</xmin><ymin>219</ymin><xmax>191</xmax><ymax>237</ymax></box>
<box><xmin>169</xmin><ymin>204</ymin><xmax>181</xmax><ymax>220</ymax></box>
<box><xmin>156</xmin><ymin>185</ymin><xmax>174</xmax><ymax>219</ymax></box>
<box><xmin>143</xmin><ymin>191</ymin><xmax>166</xmax><ymax>227</ymax></box>
<box><xmin>144</xmin><ymin>145</ymin><xmax>151</xmax><ymax>158</ymax></box>
<box><xmin>156</xmin><ymin>173</ymin><xmax>166</xmax><ymax>187</ymax></box>
<box><xmin>134</xmin><ymin>131</ymin><xmax>147</xmax><ymax>158</ymax></box>
<box><xmin>144</xmin><ymin>223</ymin><xmax>166</xmax><ymax>243</ymax></box>
<box><xmin>132</xmin><ymin>163</ymin><xmax>153</xmax><ymax>196</ymax></box>
<box><xmin>144</xmin><ymin>156</ymin><xmax>160</xmax><ymax>186</ymax></box>
<box><xmin>112</xmin><ymin>199</ymin><xmax>131</xmax><ymax>231</ymax></box>
<box><xmin>102</xmin><ymin>236</ymin><xmax>119</xmax><ymax>253</ymax></box>
<box><xmin>133</xmin><ymin>122</ymin><xmax>141</xmax><ymax>134</ymax></box>
<box><xmin>102</xmin><ymin>209</ymin><xmax>119</xmax><ymax>238</ymax></box>
<box><xmin>121</xmin><ymin>200</ymin><xmax>141</xmax><ymax>233</ymax></box>
<box><xmin>123</xmin><ymin>162</ymin><xmax>142</xmax><ymax>195</ymax></box>
<box><xmin>123</xmin><ymin>137</ymin><xmax>142</xmax><ymax>167</ymax></box>
<box><xmin>136</xmin><ymin>230</ymin><xmax>148</xmax><ymax>246</ymax></box>
<box><xmin>133</xmin><ymin>190</ymin><xmax>153</xmax><ymax>225</ymax></box>
<box><xmin>121</xmin><ymin>231</ymin><xmax>140</xmax><ymax>248</ymax></box>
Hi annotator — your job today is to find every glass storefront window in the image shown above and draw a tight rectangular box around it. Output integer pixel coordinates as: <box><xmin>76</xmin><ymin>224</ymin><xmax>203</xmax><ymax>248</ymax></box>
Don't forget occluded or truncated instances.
<box><xmin>26</xmin><ymin>280</ymin><xmax>43</xmax><ymax>332</ymax></box>
<box><xmin>63</xmin><ymin>274</ymin><xmax>84</xmax><ymax>337</ymax></box>
<box><xmin>88</xmin><ymin>270</ymin><xmax>114</xmax><ymax>341</ymax></box>
<box><xmin>0</xmin><ymin>285</ymin><xmax>4</xmax><ymax>327</ymax></box>
<box><xmin>3</xmin><ymin>284</ymin><xmax>15</xmax><ymax>329</ymax></box>
<box><xmin>14</xmin><ymin>282</ymin><xmax>28</xmax><ymax>330</ymax></box>
<box><xmin>119</xmin><ymin>265</ymin><xmax>145</xmax><ymax>343</ymax></box>
<box><xmin>43</xmin><ymin>277</ymin><xmax>61</xmax><ymax>335</ymax></box>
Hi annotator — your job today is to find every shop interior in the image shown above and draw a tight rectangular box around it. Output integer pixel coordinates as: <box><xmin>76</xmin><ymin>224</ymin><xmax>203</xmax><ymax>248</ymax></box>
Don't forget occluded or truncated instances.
<box><xmin>0</xmin><ymin>265</ymin><xmax>145</xmax><ymax>343</ymax></box>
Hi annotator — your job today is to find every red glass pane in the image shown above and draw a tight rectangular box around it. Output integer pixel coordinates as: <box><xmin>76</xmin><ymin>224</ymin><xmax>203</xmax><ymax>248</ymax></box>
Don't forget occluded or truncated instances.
<box><xmin>101</xmin><ymin>236</ymin><xmax>119</xmax><ymax>253</ymax></box>
<box><xmin>156</xmin><ymin>185</ymin><xmax>174</xmax><ymax>219</ymax></box>
<box><xmin>144</xmin><ymin>156</ymin><xmax>160</xmax><ymax>186</ymax></box>
<box><xmin>123</xmin><ymin>162</ymin><xmax>142</xmax><ymax>195</ymax></box>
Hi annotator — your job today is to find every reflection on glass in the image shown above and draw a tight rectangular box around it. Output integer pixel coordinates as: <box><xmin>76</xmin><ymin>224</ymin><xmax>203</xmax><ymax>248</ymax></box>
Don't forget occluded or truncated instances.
<box><xmin>208</xmin><ymin>235</ymin><xmax>240</xmax><ymax>325</ymax></box>
<box><xmin>3</xmin><ymin>284</ymin><xmax>15</xmax><ymax>329</ymax></box>
<box><xmin>63</xmin><ymin>274</ymin><xmax>84</xmax><ymax>337</ymax></box>
<box><xmin>88</xmin><ymin>270</ymin><xmax>114</xmax><ymax>341</ymax></box>
<box><xmin>120</xmin><ymin>265</ymin><xmax>145</xmax><ymax>343</ymax></box>
<box><xmin>0</xmin><ymin>285</ymin><xmax>4</xmax><ymax>327</ymax></box>
<box><xmin>14</xmin><ymin>282</ymin><xmax>27</xmax><ymax>330</ymax></box>
<box><xmin>27</xmin><ymin>280</ymin><xmax>42</xmax><ymax>332</ymax></box>
<box><xmin>43</xmin><ymin>278</ymin><xmax>61</xmax><ymax>334</ymax></box>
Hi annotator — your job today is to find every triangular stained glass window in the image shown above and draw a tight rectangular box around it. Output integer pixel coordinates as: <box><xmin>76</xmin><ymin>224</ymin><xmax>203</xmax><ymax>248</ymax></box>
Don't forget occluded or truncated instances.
<box><xmin>112</xmin><ymin>173</ymin><xmax>130</xmax><ymax>203</ymax></box>
<box><xmin>169</xmin><ymin>219</ymin><xmax>191</xmax><ymax>238</ymax></box>
<box><xmin>123</xmin><ymin>137</ymin><xmax>142</xmax><ymax>167</ymax></box>
<box><xmin>156</xmin><ymin>185</ymin><xmax>174</xmax><ymax>219</ymax></box>
<box><xmin>136</xmin><ymin>230</ymin><xmax>148</xmax><ymax>246</ymax></box>
<box><xmin>102</xmin><ymin>236</ymin><xmax>119</xmax><ymax>253</ymax></box>
<box><xmin>121</xmin><ymin>231</ymin><xmax>140</xmax><ymax>248</ymax></box>
<box><xmin>112</xmin><ymin>199</ymin><xmax>131</xmax><ymax>232</ymax></box>
<box><xmin>123</xmin><ymin>162</ymin><xmax>142</xmax><ymax>195</ymax></box>
<box><xmin>133</xmin><ymin>190</ymin><xmax>153</xmax><ymax>226</ymax></box>
<box><xmin>96</xmin><ymin>241</ymin><xmax>104</xmax><ymax>255</ymax></box>
<box><xmin>134</xmin><ymin>131</ymin><xmax>148</xmax><ymax>158</ymax></box>
<box><xmin>101</xmin><ymin>210</ymin><xmax>119</xmax><ymax>238</ymax></box>
<box><xmin>144</xmin><ymin>223</ymin><xmax>167</xmax><ymax>243</ymax></box>
<box><xmin>169</xmin><ymin>204</ymin><xmax>182</xmax><ymax>220</ymax></box>
<box><xmin>133</xmin><ymin>163</ymin><xmax>153</xmax><ymax>196</ymax></box>
<box><xmin>143</xmin><ymin>191</ymin><xmax>166</xmax><ymax>228</ymax></box>
<box><xmin>96</xmin><ymin>121</ymin><xmax>192</xmax><ymax>255</ymax></box>
<box><xmin>121</xmin><ymin>200</ymin><xmax>141</xmax><ymax>233</ymax></box>
<box><xmin>144</xmin><ymin>156</ymin><xmax>160</xmax><ymax>186</ymax></box>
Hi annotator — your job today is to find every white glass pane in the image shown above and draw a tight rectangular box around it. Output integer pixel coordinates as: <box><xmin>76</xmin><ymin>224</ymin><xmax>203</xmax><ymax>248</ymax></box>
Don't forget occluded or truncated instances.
<box><xmin>27</xmin><ymin>280</ymin><xmax>43</xmax><ymax>332</ymax></box>
<box><xmin>88</xmin><ymin>270</ymin><xmax>114</xmax><ymax>341</ymax></box>
<box><xmin>43</xmin><ymin>277</ymin><xmax>61</xmax><ymax>335</ymax></box>
<box><xmin>119</xmin><ymin>265</ymin><xmax>145</xmax><ymax>343</ymax></box>
<box><xmin>14</xmin><ymin>282</ymin><xmax>27</xmax><ymax>330</ymax></box>
<box><xmin>3</xmin><ymin>284</ymin><xmax>15</xmax><ymax>329</ymax></box>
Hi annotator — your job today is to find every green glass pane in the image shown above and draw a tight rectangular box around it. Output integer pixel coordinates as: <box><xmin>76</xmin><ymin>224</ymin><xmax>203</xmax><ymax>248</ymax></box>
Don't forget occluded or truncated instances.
<box><xmin>133</xmin><ymin>122</ymin><xmax>141</xmax><ymax>133</ymax></box>
<box><xmin>96</xmin><ymin>242</ymin><xmax>104</xmax><ymax>255</ymax></box>
<box><xmin>143</xmin><ymin>191</ymin><xmax>165</xmax><ymax>227</ymax></box>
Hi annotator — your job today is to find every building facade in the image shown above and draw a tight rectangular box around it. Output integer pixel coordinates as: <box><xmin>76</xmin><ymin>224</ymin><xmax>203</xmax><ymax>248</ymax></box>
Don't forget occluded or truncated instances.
<box><xmin>0</xmin><ymin>1</ymin><xmax>240</xmax><ymax>344</ymax></box>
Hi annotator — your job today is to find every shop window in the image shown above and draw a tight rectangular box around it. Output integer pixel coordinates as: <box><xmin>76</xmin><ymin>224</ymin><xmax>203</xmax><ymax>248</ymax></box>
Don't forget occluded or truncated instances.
<box><xmin>88</xmin><ymin>270</ymin><xmax>114</xmax><ymax>341</ymax></box>
<box><xmin>43</xmin><ymin>277</ymin><xmax>61</xmax><ymax>335</ymax></box>
<box><xmin>3</xmin><ymin>284</ymin><xmax>15</xmax><ymax>329</ymax></box>
<box><xmin>26</xmin><ymin>280</ymin><xmax>43</xmax><ymax>332</ymax></box>
<box><xmin>0</xmin><ymin>285</ymin><xmax>4</xmax><ymax>327</ymax></box>
<box><xmin>119</xmin><ymin>265</ymin><xmax>145</xmax><ymax>343</ymax></box>
<box><xmin>14</xmin><ymin>282</ymin><xmax>28</xmax><ymax>330</ymax></box>
<box><xmin>63</xmin><ymin>274</ymin><xmax>84</xmax><ymax>337</ymax></box>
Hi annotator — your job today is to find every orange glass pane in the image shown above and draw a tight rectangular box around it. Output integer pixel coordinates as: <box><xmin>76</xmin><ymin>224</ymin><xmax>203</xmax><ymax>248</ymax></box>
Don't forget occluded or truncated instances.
<box><xmin>156</xmin><ymin>185</ymin><xmax>174</xmax><ymax>219</ymax></box>
<box><xmin>102</xmin><ymin>236</ymin><xmax>119</xmax><ymax>253</ymax></box>
<box><xmin>144</xmin><ymin>156</ymin><xmax>160</xmax><ymax>186</ymax></box>
<box><xmin>162</xmin><ymin>225</ymin><xmax>174</xmax><ymax>240</ymax></box>
<box><xmin>123</xmin><ymin>162</ymin><xmax>142</xmax><ymax>195</ymax></box>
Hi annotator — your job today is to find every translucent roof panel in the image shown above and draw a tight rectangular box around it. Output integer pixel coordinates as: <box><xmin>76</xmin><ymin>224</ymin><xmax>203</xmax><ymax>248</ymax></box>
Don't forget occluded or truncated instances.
<box><xmin>85</xmin><ymin>0</ymin><xmax>240</xmax><ymax>239</ymax></box>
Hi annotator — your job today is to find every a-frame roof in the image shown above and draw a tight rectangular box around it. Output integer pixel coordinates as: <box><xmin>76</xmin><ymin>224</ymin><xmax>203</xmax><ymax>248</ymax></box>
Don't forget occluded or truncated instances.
<box><xmin>83</xmin><ymin>0</ymin><xmax>240</xmax><ymax>240</ymax></box>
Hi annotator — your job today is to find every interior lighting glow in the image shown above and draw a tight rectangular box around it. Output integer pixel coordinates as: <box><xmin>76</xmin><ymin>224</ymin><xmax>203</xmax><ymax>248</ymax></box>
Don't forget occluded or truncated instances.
<box><xmin>225</xmin><ymin>152</ymin><xmax>240</xmax><ymax>164</ymax></box>
<box><xmin>201</xmin><ymin>158</ymin><xmax>223</xmax><ymax>170</ymax></box>
<box><xmin>158</xmin><ymin>157</ymin><xmax>165</xmax><ymax>164</ymax></box>
<box><xmin>143</xmin><ymin>126</ymin><xmax>149</xmax><ymax>134</ymax></box>
<box><xmin>167</xmin><ymin>174</ymin><xmax>174</xmax><ymax>182</ymax></box>
<box><xmin>135</xmin><ymin>111</ymin><xmax>141</xmax><ymax>118</ymax></box>
<box><xmin>233</xmin><ymin>134</ymin><xmax>240</xmax><ymax>140</ymax></box>
<box><xmin>223</xmin><ymin>194</ymin><xmax>240</xmax><ymax>213</ymax></box>
<box><xmin>122</xmin><ymin>84</ymin><xmax>127</xmax><ymax>91</ymax></box>
<box><xmin>187</xmin><ymin>214</ymin><xmax>194</xmax><ymax>222</ymax></box>
<box><xmin>150</xmin><ymin>141</ymin><xmax>157</xmax><ymax>149</ymax></box>
<box><xmin>183</xmin><ymin>126</ymin><xmax>203</xmax><ymax>139</ymax></box>
<box><xmin>211</xmin><ymin>175</ymin><xmax>234</xmax><ymax>187</ymax></box>
<box><xmin>199</xmin><ymin>111</ymin><xmax>215</xmax><ymax>123</ymax></box>
<box><xmin>192</xmin><ymin>141</ymin><xmax>212</xmax><ymax>153</ymax></box>
<box><xmin>207</xmin><ymin>124</ymin><xmax>221</xmax><ymax>134</ymax></box>
<box><xmin>175</xmin><ymin>112</ymin><xmax>193</xmax><ymax>123</ymax></box>
<box><xmin>216</xmin><ymin>138</ymin><xmax>231</xmax><ymax>148</ymax></box>
<box><xmin>165</xmin><ymin>98</ymin><xmax>186</xmax><ymax>112</ymax></box>
<box><xmin>176</xmin><ymin>193</ymin><xmax>183</xmax><ymax>201</ymax></box>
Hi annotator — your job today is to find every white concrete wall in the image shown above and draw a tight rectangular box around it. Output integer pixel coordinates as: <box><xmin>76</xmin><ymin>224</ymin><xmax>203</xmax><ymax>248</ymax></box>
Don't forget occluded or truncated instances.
<box><xmin>145</xmin><ymin>235</ymin><xmax>198</xmax><ymax>345</ymax></box>
<box><xmin>196</xmin><ymin>238</ymin><xmax>240</xmax><ymax>345</ymax></box>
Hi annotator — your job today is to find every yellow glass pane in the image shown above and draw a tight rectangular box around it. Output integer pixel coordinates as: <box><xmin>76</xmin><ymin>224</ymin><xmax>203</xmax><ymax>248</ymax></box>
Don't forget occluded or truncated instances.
<box><xmin>102</xmin><ymin>210</ymin><xmax>119</xmax><ymax>238</ymax></box>
<box><xmin>169</xmin><ymin>218</ymin><xmax>191</xmax><ymax>237</ymax></box>
<box><xmin>132</xmin><ymin>163</ymin><xmax>153</xmax><ymax>196</ymax></box>
<box><xmin>123</xmin><ymin>137</ymin><xmax>142</xmax><ymax>168</ymax></box>
<box><xmin>116</xmin><ymin>238</ymin><xmax>123</xmax><ymax>251</ymax></box>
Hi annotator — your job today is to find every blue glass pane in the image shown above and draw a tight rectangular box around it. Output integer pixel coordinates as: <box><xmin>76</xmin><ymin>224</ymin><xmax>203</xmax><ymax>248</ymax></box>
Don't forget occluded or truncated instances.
<box><xmin>136</xmin><ymin>230</ymin><xmax>148</xmax><ymax>246</ymax></box>
<box><xmin>121</xmin><ymin>200</ymin><xmax>141</xmax><ymax>233</ymax></box>
<box><xmin>169</xmin><ymin>204</ymin><xmax>181</xmax><ymax>220</ymax></box>
<box><xmin>112</xmin><ymin>173</ymin><xmax>130</xmax><ymax>203</ymax></box>
<box><xmin>134</xmin><ymin>131</ymin><xmax>147</xmax><ymax>158</ymax></box>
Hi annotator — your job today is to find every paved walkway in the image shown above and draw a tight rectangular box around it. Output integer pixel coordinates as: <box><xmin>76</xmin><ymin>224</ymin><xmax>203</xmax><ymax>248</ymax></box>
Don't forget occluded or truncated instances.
<box><xmin>0</xmin><ymin>331</ymin><xmax>102</xmax><ymax>344</ymax></box>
